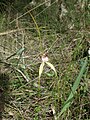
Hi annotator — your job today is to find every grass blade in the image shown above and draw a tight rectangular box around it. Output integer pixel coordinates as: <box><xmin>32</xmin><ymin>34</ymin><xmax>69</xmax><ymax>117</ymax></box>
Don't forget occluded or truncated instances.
<box><xmin>6</xmin><ymin>47</ymin><xmax>25</xmax><ymax>60</ymax></box>
<box><xmin>58</xmin><ymin>57</ymin><xmax>88</xmax><ymax>117</ymax></box>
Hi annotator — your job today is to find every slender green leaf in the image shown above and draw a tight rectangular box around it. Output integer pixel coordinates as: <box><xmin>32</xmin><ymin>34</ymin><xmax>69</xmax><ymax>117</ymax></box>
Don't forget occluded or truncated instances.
<box><xmin>16</xmin><ymin>47</ymin><xmax>25</xmax><ymax>55</ymax></box>
<box><xmin>46</xmin><ymin>71</ymin><xmax>55</xmax><ymax>77</ymax></box>
<box><xmin>58</xmin><ymin>57</ymin><xmax>88</xmax><ymax>117</ymax></box>
<box><xmin>6</xmin><ymin>47</ymin><xmax>25</xmax><ymax>60</ymax></box>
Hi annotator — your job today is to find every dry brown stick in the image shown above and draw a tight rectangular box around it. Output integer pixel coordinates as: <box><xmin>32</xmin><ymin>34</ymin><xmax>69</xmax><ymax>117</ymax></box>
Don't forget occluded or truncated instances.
<box><xmin>0</xmin><ymin>29</ymin><xmax>24</xmax><ymax>36</ymax></box>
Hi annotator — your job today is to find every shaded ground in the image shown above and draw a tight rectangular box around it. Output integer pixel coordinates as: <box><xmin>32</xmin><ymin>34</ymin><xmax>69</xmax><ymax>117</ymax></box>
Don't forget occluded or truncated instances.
<box><xmin>0</xmin><ymin>65</ymin><xmax>9</xmax><ymax>120</ymax></box>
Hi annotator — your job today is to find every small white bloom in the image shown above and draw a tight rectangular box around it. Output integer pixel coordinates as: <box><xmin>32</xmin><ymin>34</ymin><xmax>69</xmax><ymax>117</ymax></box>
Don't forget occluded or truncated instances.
<box><xmin>88</xmin><ymin>48</ymin><xmax>90</xmax><ymax>57</ymax></box>
<box><xmin>42</xmin><ymin>56</ymin><xmax>49</xmax><ymax>62</ymax></box>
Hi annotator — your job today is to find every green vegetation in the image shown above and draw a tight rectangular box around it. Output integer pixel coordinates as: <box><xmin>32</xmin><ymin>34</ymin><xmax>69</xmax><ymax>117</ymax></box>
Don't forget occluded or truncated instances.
<box><xmin>0</xmin><ymin>0</ymin><xmax>90</xmax><ymax>120</ymax></box>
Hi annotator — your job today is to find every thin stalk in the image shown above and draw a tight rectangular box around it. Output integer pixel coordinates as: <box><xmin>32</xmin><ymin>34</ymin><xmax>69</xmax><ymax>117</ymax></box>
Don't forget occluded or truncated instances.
<box><xmin>29</xmin><ymin>12</ymin><xmax>43</xmax><ymax>52</ymax></box>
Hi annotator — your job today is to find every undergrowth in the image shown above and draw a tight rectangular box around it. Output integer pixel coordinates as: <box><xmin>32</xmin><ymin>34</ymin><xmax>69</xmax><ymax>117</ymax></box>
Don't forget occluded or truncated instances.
<box><xmin>0</xmin><ymin>0</ymin><xmax>90</xmax><ymax>120</ymax></box>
